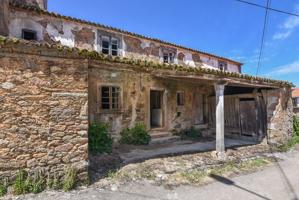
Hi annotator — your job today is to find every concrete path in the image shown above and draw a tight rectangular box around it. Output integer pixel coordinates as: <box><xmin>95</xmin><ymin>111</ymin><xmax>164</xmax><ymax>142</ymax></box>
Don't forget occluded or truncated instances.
<box><xmin>120</xmin><ymin>138</ymin><xmax>257</xmax><ymax>163</ymax></box>
<box><xmin>7</xmin><ymin>150</ymin><xmax>299</xmax><ymax>200</ymax></box>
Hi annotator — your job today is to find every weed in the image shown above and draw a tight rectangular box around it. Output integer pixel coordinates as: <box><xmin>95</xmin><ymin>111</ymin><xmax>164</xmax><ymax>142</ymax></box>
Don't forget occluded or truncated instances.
<box><xmin>13</xmin><ymin>170</ymin><xmax>30</xmax><ymax>195</ymax></box>
<box><xmin>63</xmin><ymin>167</ymin><xmax>77</xmax><ymax>192</ymax></box>
<box><xmin>0</xmin><ymin>181</ymin><xmax>7</xmax><ymax>197</ymax></box>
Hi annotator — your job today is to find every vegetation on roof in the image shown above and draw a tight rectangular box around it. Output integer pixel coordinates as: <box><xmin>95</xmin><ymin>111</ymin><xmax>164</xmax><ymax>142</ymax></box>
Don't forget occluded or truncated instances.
<box><xmin>0</xmin><ymin>36</ymin><xmax>294</xmax><ymax>87</ymax></box>
<box><xmin>9</xmin><ymin>1</ymin><xmax>242</xmax><ymax>65</ymax></box>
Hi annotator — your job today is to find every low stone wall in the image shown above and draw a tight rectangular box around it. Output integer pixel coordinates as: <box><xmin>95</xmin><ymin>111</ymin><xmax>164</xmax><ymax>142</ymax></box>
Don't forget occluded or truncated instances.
<box><xmin>0</xmin><ymin>50</ymin><xmax>89</xmax><ymax>181</ymax></box>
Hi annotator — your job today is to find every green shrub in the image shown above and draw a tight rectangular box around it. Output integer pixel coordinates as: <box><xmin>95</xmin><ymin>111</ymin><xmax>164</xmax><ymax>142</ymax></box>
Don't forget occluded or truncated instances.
<box><xmin>63</xmin><ymin>167</ymin><xmax>77</xmax><ymax>192</ymax></box>
<box><xmin>89</xmin><ymin>122</ymin><xmax>113</xmax><ymax>154</ymax></box>
<box><xmin>178</xmin><ymin>127</ymin><xmax>202</xmax><ymax>140</ymax></box>
<box><xmin>120</xmin><ymin>123</ymin><xmax>151</xmax><ymax>145</ymax></box>
<box><xmin>294</xmin><ymin>116</ymin><xmax>299</xmax><ymax>137</ymax></box>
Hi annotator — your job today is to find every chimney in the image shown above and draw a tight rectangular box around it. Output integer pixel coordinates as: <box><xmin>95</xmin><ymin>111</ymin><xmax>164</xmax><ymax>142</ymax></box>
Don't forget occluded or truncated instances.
<box><xmin>0</xmin><ymin>0</ymin><xmax>9</xmax><ymax>36</ymax></box>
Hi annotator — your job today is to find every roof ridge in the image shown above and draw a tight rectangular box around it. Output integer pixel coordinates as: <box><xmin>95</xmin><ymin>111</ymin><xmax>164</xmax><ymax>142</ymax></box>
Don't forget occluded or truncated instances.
<box><xmin>0</xmin><ymin>36</ymin><xmax>293</xmax><ymax>87</ymax></box>
<box><xmin>9</xmin><ymin>1</ymin><xmax>243</xmax><ymax>65</ymax></box>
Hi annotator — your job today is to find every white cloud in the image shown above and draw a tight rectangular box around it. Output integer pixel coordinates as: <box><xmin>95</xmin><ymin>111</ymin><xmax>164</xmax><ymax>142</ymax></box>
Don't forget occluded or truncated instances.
<box><xmin>273</xmin><ymin>4</ymin><xmax>299</xmax><ymax>40</ymax></box>
<box><xmin>273</xmin><ymin>30</ymin><xmax>292</xmax><ymax>40</ymax></box>
<box><xmin>269</xmin><ymin>60</ymin><xmax>299</xmax><ymax>75</ymax></box>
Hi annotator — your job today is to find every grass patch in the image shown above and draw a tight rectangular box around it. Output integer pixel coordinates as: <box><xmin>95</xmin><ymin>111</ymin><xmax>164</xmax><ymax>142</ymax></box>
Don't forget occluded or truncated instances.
<box><xmin>176</xmin><ymin>158</ymin><xmax>271</xmax><ymax>185</ymax></box>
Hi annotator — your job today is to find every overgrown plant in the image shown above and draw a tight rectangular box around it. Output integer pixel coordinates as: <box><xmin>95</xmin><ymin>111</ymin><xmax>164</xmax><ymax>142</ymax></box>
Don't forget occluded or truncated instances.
<box><xmin>13</xmin><ymin>170</ymin><xmax>30</xmax><ymax>195</ymax></box>
<box><xmin>294</xmin><ymin>116</ymin><xmax>299</xmax><ymax>136</ymax></box>
<box><xmin>63</xmin><ymin>167</ymin><xmax>77</xmax><ymax>192</ymax></box>
<box><xmin>30</xmin><ymin>171</ymin><xmax>46</xmax><ymax>194</ymax></box>
<box><xmin>89</xmin><ymin>122</ymin><xmax>113</xmax><ymax>154</ymax></box>
<box><xmin>120</xmin><ymin>123</ymin><xmax>151</xmax><ymax>145</ymax></box>
<box><xmin>0</xmin><ymin>179</ymin><xmax>8</xmax><ymax>197</ymax></box>
<box><xmin>177</xmin><ymin>127</ymin><xmax>202</xmax><ymax>140</ymax></box>
<box><xmin>277</xmin><ymin>116</ymin><xmax>299</xmax><ymax>152</ymax></box>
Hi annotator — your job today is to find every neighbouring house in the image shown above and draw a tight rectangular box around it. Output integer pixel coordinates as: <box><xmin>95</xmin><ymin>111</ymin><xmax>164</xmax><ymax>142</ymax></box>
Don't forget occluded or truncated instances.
<box><xmin>0</xmin><ymin>0</ymin><xmax>294</xmax><ymax>182</ymax></box>
<box><xmin>292</xmin><ymin>88</ymin><xmax>299</xmax><ymax>115</ymax></box>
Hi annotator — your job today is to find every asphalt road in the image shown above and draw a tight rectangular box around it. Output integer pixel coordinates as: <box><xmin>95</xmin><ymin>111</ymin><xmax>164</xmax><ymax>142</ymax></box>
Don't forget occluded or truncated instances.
<box><xmin>6</xmin><ymin>150</ymin><xmax>299</xmax><ymax>200</ymax></box>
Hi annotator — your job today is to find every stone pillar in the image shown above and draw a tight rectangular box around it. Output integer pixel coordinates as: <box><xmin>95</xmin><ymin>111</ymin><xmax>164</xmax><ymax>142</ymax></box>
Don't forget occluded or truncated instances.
<box><xmin>215</xmin><ymin>84</ymin><xmax>226</xmax><ymax>159</ymax></box>
<box><xmin>0</xmin><ymin>0</ymin><xmax>9</xmax><ymax>36</ymax></box>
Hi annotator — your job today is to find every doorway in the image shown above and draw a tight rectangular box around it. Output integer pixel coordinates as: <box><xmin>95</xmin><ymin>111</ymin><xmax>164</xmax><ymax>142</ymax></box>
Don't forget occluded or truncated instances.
<box><xmin>239</xmin><ymin>98</ymin><xmax>257</xmax><ymax>137</ymax></box>
<box><xmin>150</xmin><ymin>90</ymin><xmax>164</xmax><ymax>128</ymax></box>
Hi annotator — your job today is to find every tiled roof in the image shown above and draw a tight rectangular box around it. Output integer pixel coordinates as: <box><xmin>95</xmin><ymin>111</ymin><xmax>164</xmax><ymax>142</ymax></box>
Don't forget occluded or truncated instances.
<box><xmin>0</xmin><ymin>36</ymin><xmax>294</xmax><ymax>88</ymax></box>
<box><xmin>9</xmin><ymin>1</ymin><xmax>243</xmax><ymax>66</ymax></box>
<box><xmin>292</xmin><ymin>88</ymin><xmax>299</xmax><ymax>97</ymax></box>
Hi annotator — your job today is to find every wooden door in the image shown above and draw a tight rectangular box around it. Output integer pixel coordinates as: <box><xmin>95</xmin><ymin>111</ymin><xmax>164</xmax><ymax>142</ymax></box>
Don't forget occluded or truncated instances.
<box><xmin>239</xmin><ymin>99</ymin><xmax>257</xmax><ymax>136</ymax></box>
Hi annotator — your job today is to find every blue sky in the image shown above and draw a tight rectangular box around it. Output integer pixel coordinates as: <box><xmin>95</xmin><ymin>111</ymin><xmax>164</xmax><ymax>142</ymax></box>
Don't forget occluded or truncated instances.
<box><xmin>48</xmin><ymin>0</ymin><xmax>299</xmax><ymax>86</ymax></box>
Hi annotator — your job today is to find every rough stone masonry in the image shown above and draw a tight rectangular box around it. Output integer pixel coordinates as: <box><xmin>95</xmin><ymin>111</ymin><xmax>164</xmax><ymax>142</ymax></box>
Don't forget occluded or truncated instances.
<box><xmin>0</xmin><ymin>45</ymin><xmax>89</xmax><ymax>181</ymax></box>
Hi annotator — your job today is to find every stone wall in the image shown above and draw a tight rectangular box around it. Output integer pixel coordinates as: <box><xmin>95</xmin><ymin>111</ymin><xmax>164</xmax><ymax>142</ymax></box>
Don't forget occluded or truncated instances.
<box><xmin>0</xmin><ymin>49</ymin><xmax>89</xmax><ymax>181</ymax></box>
<box><xmin>263</xmin><ymin>88</ymin><xmax>294</xmax><ymax>145</ymax></box>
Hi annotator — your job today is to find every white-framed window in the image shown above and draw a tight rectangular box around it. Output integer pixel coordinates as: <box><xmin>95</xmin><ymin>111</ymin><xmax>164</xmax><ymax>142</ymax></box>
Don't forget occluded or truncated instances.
<box><xmin>100</xmin><ymin>36</ymin><xmax>119</xmax><ymax>56</ymax></box>
<box><xmin>218</xmin><ymin>61</ymin><xmax>227</xmax><ymax>71</ymax></box>
<box><xmin>163</xmin><ymin>52</ymin><xmax>175</xmax><ymax>64</ymax></box>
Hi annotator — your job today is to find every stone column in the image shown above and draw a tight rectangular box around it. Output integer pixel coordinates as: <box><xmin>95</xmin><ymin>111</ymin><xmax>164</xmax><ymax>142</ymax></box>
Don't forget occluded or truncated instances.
<box><xmin>0</xmin><ymin>0</ymin><xmax>9</xmax><ymax>36</ymax></box>
<box><xmin>215</xmin><ymin>84</ymin><xmax>226</xmax><ymax>159</ymax></box>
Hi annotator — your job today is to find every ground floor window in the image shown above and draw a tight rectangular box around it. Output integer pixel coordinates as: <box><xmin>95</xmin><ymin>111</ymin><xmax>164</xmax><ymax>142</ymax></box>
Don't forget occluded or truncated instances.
<box><xmin>177</xmin><ymin>91</ymin><xmax>185</xmax><ymax>106</ymax></box>
<box><xmin>100</xmin><ymin>86</ymin><xmax>120</xmax><ymax>111</ymax></box>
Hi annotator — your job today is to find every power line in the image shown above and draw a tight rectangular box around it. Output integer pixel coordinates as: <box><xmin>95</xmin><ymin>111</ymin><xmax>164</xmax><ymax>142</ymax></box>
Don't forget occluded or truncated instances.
<box><xmin>235</xmin><ymin>0</ymin><xmax>299</xmax><ymax>18</ymax></box>
<box><xmin>256</xmin><ymin>0</ymin><xmax>271</xmax><ymax>76</ymax></box>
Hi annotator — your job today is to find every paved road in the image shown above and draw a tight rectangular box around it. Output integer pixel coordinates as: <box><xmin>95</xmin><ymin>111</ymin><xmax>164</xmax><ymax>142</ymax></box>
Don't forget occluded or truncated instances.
<box><xmin>7</xmin><ymin>150</ymin><xmax>299</xmax><ymax>200</ymax></box>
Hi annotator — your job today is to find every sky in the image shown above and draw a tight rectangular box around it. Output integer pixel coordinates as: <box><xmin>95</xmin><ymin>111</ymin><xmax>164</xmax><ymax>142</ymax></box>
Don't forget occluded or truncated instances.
<box><xmin>48</xmin><ymin>0</ymin><xmax>299</xmax><ymax>86</ymax></box>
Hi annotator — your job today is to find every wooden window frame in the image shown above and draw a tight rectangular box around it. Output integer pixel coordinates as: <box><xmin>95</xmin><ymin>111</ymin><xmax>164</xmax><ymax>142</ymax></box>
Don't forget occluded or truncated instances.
<box><xmin>99</xmin><ymin>85</ymin><xmax>121</xmax><ymax>112</ymax></box>
<box><xmin>177</xmin><ymin>91</ymin><xmax>185</xmax><ymax>106</ymax></box>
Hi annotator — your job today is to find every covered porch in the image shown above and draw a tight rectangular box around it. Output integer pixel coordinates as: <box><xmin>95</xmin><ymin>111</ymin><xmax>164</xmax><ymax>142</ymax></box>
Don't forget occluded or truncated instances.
<box><xmin>150</xmin><ymin>72</ymin><xmax>281</xmax><ymax>160</ymax></box>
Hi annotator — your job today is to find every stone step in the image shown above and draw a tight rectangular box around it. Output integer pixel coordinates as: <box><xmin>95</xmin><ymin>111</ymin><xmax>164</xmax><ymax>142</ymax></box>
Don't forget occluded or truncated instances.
<box><xmin>150</xmin><ymin>135</ymin><xmax>181</xmax><ymax>145</ymax></box>
<box><xmin>149</xmin><ymin>131</ymin><xmax>172</xmax><ymax>139</ymax></box>
<box><xmin>193</xmin><ymin>124</ymin><xmax>209</xmax><ymax>130</ymax></box>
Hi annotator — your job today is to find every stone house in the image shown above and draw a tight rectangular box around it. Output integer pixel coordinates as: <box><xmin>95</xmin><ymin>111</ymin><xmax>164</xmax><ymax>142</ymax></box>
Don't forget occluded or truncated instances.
<box><xmin>0</xmin><ymin>0</ymin><xmax>294</xmax><ymax>181</ymax></box>
<box><xmin>292</xmin><ymin>88</ymin><xmax>299</xmax><ymax>115</ymax></box>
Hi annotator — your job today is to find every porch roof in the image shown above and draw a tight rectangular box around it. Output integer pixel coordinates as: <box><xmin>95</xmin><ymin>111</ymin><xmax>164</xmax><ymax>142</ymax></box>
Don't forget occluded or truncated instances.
<box><xmin>0</xmin><ymin>36</ymin><xmax>294</xmax><ymax>89</ymax></box>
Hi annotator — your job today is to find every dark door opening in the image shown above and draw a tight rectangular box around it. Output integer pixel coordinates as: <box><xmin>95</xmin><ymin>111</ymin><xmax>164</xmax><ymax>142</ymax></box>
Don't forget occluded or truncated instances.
<box><xmin>150</xmin><ymin>90</ymin><xmax>164</xmax><ymax>128</ymax></box>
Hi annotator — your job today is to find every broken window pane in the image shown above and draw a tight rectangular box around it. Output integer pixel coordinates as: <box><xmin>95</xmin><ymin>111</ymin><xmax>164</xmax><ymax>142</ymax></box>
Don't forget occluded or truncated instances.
<box><xmin>22</xmin><ymin>29</ymin><xmax>37</xmax><ymax>41</ymax></box>
<box><xmin>102</xmin><ymin>36</ymin><xmax>110</xmax><ymax>55</ymax></box>
<box><xmin>163</xmin><ymin>54</ymin><xmax>169</xmax><ymax>63</ymax></box>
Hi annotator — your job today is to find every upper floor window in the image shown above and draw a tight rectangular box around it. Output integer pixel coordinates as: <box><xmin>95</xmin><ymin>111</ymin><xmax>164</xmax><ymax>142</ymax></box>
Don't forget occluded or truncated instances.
<box><xmin>218</xmin><ymin>61</ymin><xmax>227</xmax><ymax>71</ymax></box>
<box><xmin>163</xmin><ymin>52</ymin><xmax>175</xmax><ymax>64</ymax></box>
<box><xmin>177</xmin><ymin>92</ymin><xmax>185</xmax><ymax>106</ymax></box>
<box><xmin>22</xmin><ymin>29</ymin><xmax>37</xmax><ymax>41</ymax></box>
<box><xmin>100</xmin><ymin>86</ymin><xmax>120</xmax><ymax>111</ymax></box>
<box><xmin>101</xmin><ymin>36</ymin><xmax>119</xmax><ymax>56</ymax></box>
